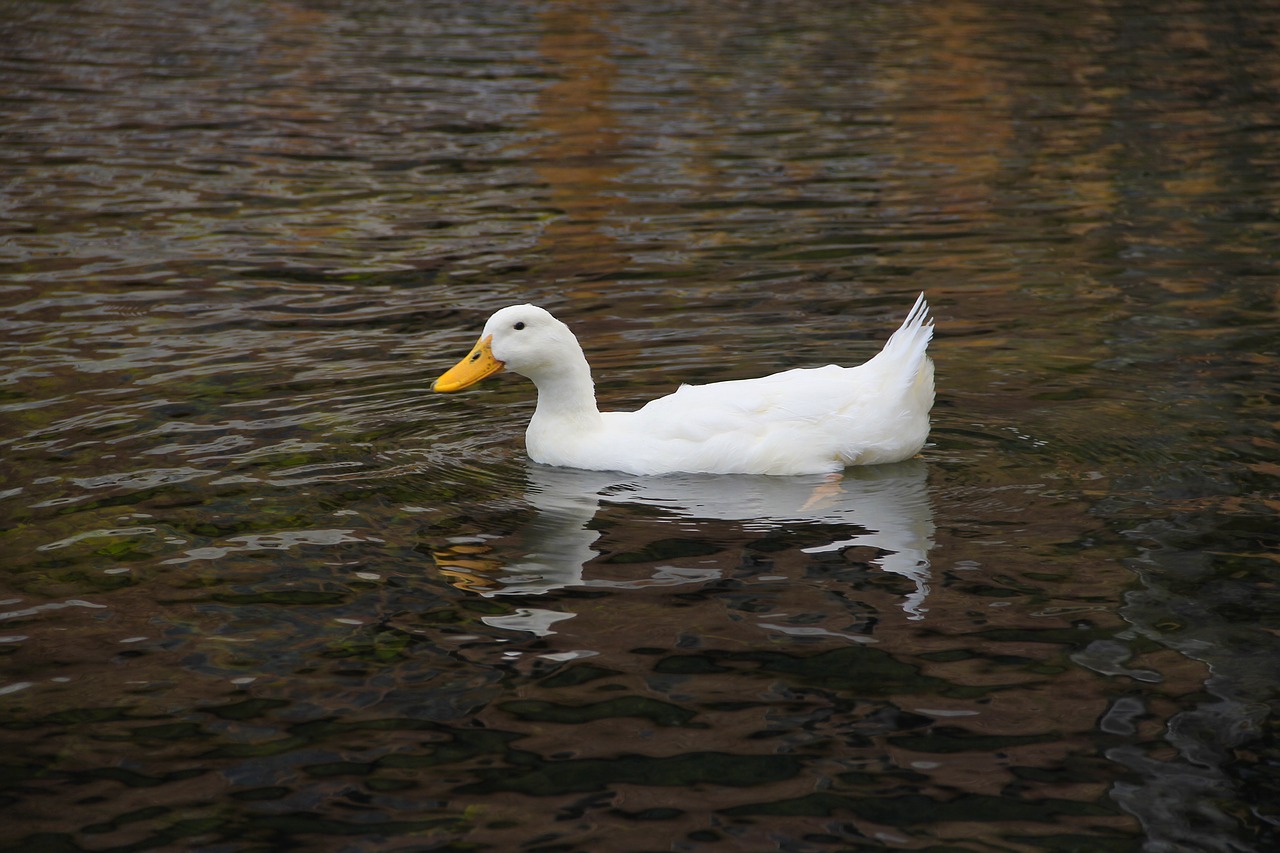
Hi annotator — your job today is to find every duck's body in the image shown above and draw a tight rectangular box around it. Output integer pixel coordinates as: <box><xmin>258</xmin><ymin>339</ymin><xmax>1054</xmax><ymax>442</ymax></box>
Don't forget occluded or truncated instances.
<box><xmin>434</xmin><ymin>296</ymin><xmax>934</xmax><ymax>476</ymax></box>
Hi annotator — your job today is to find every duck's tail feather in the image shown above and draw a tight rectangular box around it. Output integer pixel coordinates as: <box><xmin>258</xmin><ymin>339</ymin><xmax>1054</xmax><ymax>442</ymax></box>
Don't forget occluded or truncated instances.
<box><xmin>867</xmin><ymin>292</ymin><xmax>933</xmax><ymax>377</ymax></box>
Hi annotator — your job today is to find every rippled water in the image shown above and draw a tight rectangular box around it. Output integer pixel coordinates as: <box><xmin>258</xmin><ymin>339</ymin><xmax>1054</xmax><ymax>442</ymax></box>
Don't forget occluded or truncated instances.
<box><xmin>2</xmin><ymin>0</ymin><xmax>1279</xmax><ymax>850</ymax></box>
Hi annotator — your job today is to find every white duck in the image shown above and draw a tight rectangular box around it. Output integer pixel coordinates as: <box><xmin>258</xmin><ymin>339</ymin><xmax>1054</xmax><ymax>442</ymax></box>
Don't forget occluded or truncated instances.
<box><xmin>434</xmin><ymin>295</ymin><xmax>935</xmax><ymax>476</ymax></box>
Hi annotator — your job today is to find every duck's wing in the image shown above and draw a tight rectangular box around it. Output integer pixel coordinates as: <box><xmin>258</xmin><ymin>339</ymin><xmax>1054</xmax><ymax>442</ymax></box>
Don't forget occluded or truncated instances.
<box><xmin>626</xmin><ymin>364</ymin><xmax>862</xmax><ymax>442</ymax></box>
<box><xmin>629</xmin><ymin>295</ymin><xmax>934</xmax><ymax>444</ymax></box>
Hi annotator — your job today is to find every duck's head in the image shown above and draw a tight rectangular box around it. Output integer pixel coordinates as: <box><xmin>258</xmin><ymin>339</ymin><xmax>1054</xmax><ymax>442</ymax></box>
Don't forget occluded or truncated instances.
<box><xmin>433</xmin><ymin>304</ymin><xmax>582</xmax><ymax>392</ymax></box>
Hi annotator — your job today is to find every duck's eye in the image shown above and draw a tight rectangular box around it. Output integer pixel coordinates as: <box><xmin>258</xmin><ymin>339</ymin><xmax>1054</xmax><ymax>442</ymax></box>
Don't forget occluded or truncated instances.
<box><xmin>513</xmin><ymin>321</ymin><xmax>526</xmax><ymax>330</ymax></box>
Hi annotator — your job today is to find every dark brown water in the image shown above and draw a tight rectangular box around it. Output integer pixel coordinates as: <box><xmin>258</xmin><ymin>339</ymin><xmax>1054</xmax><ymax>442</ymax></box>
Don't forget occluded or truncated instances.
<box><xmin>2</xmin><ymin>1</ymin><xmax>1278</xmax><ymax>851</ymax></box>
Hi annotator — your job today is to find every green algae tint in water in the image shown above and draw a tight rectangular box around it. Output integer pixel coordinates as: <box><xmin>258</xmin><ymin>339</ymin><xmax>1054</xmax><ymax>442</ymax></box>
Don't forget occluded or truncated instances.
<box><xmin>2</xmin><ymin>1</ymin><xmax>1279</xmax><ymax>851</ymax></box>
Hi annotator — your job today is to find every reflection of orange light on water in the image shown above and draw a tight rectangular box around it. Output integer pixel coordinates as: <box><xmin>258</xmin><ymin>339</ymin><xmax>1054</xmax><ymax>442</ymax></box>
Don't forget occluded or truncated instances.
<box><xmin>527</xmin><ymin>0</ymin><xmax>626</xmax><ymax>283</ymax></box>
<box><xmin>431</xmin><ymin>543</ymin><xmax>505</xmax><ymax>594</ymax></box>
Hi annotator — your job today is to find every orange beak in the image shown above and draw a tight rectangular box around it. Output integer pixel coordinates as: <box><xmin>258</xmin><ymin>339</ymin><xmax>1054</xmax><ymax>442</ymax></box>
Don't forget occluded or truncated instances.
<box><xmin>433</xmin><ymin>335</ymin><xmax>504</xmax><ymax>392</ymax></box>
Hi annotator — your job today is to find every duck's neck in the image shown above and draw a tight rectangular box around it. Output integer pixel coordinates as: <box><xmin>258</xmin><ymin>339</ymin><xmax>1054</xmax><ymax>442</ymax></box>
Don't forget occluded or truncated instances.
<box><xmin>527</xmin><ymin>352</ymin><xmax>603</xmax><ymax>435</ymax></box>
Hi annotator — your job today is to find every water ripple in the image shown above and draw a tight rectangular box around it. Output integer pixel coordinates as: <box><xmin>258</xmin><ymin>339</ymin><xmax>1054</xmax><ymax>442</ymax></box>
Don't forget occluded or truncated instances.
<box><xmin>2</xmin><ymin>1</ymin><xmax>1278</xmax><ymax>851</ymax></box>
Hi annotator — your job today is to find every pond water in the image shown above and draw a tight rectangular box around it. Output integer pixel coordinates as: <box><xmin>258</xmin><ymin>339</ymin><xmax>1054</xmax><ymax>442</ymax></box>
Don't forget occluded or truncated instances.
<box><xmin>2</xmin><ymin>0</ymin><xmax>1278</xmax><ymax>850</ymax></box>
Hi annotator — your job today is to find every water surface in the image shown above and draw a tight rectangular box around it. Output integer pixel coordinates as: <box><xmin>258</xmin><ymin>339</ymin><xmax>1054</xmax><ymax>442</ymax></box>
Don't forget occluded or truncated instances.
<box><xmin>2</xmin><ymin>1</ymin><xmax>1278</xmax><ymax>851</ymax></box>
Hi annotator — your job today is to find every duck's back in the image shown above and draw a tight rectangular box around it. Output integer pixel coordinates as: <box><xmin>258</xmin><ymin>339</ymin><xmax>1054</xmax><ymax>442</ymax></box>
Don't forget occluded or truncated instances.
<box><xmin>621</xmin><ymin>296</ymin><xmax>936</xmax><ymax>473</ymax></box>
<box><xmin>616</xmin><ymin>353</ymin><xmax>931</xmax><ymax>474</ymax></box>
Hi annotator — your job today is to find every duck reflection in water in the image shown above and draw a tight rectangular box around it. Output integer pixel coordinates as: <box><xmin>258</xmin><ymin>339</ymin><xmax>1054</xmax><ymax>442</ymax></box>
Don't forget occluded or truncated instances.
<box><xmin>433</xmin><ymin>459</ymin><xmax>935</xmax><ymax>629</ymax></box>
